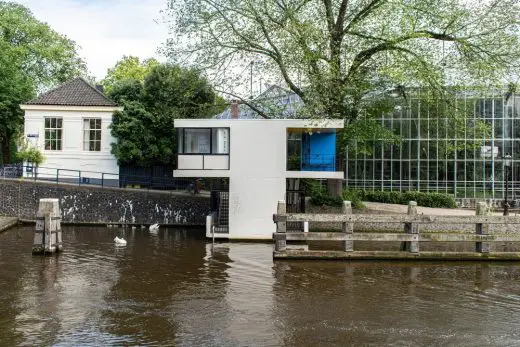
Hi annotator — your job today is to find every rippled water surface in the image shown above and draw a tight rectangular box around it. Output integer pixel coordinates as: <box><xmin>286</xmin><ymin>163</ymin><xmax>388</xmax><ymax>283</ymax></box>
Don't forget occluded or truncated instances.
<box><xmin>2</xmin><ymin>226</ymin><xmax>520</xmax><ymax>346</ymax></box>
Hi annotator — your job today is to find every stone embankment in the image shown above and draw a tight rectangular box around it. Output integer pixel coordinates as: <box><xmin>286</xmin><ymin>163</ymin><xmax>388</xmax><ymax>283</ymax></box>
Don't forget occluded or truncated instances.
<box><xmin>0</xmin><ymin>178</ymin><xmax>209</xmax><ymax>226</ymax></box>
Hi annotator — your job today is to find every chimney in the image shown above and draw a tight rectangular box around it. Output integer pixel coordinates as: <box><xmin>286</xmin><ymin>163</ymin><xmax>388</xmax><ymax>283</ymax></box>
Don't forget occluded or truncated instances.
<box><xmin>231</xmin><ymin>100</ymin><xmax>239</xmax><ymax>119</ymax></box>
<box><xmin>95</xmin><ymin>84</ymin><xmax>105</xmax><ymax>94</ymax></box>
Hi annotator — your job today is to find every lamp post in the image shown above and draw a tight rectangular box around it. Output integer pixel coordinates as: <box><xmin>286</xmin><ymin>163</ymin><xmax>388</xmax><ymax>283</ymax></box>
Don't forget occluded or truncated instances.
<box><xmin>504</xmin><ymin>154</ymin><xmax>512</xmax><ymax>216</ymax></box>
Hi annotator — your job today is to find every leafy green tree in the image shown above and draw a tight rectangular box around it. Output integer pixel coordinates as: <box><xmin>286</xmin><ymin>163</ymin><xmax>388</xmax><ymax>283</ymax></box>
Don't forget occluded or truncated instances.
<box><xmin>108</xmin><ymin>64</ymin><xmax>225</xmax><ymax>166</ymax></box>
<box><xmin>0</xmin><ymin>60</ymin><xmax>33</xmax><ymax>165</ymax></box>
<box><xmin>167</xmin><ymin>0</ymin><xmax>520</xmax><ymax>122</ymax></box>
<box><xmin>107</xmin><ymin>79</ymin><xmax>144</xmax><ymax>105</ymax></box>
<box><xmin>0</xmin><ymin>2</ymin><xmax>87</xmax><ymax>164</ymax></box>
<box><xmin>143</xmin><ymin>63</ymin><xmax>224</xmax><ymax>118</ymax></box>
<box><xmin>101</xmin><ymin>56</ymin><xmax>159</xmax><ymax>94</ymax></box>
<box><xmin>110</xmin><ymin>101</ymin><xmax>175</xmax><ymax>166</ymax></box>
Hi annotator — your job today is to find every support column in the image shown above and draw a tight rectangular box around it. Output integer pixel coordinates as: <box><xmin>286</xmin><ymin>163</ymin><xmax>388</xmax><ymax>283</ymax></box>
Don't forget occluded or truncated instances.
<box><xmin>327</xmin><ymin>179</ymin><xmax>343</xmax><ymax>197</ymax></box>
<box><xmin>475</xmin><ymin>201</ymin><xmax>490</xmax><ymax>253</ymax></box>
<box><xmin>33</xmin><ymin>198</ymin><xmax>62</xmax><ymax>254</ymax></box>
<box><xmin>341</xmin><ymin>201</ymin><xmax>354</xmax><ymax>251</ymax></box>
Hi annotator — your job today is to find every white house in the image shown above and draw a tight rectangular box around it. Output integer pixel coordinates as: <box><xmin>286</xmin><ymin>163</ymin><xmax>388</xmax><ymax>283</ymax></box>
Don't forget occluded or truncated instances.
<box><xmin>20</xmin><ymin>78</ymin><xmax>122</xmax><ymax>183</ymax></box>
<box><xmin>174</xmin><ymin>118</ymin><xmax>344</xmax><ymax>240</ymax></box>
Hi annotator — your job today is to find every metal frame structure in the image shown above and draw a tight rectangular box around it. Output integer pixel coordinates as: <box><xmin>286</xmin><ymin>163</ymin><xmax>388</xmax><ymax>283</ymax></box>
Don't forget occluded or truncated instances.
<box><xmin>345</xmin><ymin>91</ymin><xmax>520</xmax><ymax>200</ymax></box>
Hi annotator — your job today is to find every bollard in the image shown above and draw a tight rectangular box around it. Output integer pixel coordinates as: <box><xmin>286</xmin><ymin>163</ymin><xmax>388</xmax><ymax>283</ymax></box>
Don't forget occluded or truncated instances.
<box><xmin>33</xmin><ymin>198</ymin><xmax>62</xmax><ymax>254</ymax></box>
<box><xmin>475</xmin><ymin>201</ymin><xmax>489</xmax><ymax>253</ymax></box>
<box><xmin>274</xmin><ymin>200</ymin><xmax>287</xmax><ymax>252</ymax></box>
<box><xmin>341</xmin><ymin>201</ymin><xmax>354</xmax><ymax>251</ymax></box>
<box><xmin>403</xmin><ymin>201</ymin><xmax>419</xmax><ymax>253</ymax></box>
<box><xmin>206</xmin><ymin>213</ymin><xmax>214</xmax><ymax>238</ymax></box>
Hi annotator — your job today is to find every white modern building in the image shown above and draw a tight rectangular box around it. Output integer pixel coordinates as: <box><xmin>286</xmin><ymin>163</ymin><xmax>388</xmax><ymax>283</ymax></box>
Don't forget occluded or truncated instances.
<box><xmin>174</xmin><ymin>118</ymin><xmax>344</xmax><ymax>240</ymax></box>
<box><xmin>20</xmin><ymin>78</ymin><xmax>122</xmax><ymax>183</ymax></box>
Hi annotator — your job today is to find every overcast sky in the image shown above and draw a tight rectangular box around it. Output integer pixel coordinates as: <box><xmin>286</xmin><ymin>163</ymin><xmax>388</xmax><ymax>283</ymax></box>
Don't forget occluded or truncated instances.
<box><xmin>15</xmin><ymin>0</ymin><xmax>169</xmax><ymax>81</ymax></box>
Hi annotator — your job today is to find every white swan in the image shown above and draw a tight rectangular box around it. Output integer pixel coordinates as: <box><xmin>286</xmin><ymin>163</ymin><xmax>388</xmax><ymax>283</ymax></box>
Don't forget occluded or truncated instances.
<box><xmin>149</xmin><ymin>223</ymin><xmax>160</xmax><ymax>233</ymax></box>
<box><xmin>114</xmin><ymin>236</ymin><xmax>127</xmax><ymax>246</ymax></box>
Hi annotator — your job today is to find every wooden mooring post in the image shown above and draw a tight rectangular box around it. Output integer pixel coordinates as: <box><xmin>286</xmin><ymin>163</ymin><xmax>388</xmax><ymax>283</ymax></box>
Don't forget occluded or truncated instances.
<box><xmin>402</xmin><ymin>201</ymin><xmax>419</xmax><ymax>253</ymax></box>
<box><xmin>341</xmin><ymin>201</ymin><xmax>353</xmax><ymax>252</ymax></box>
<box><xmin>272</xmin><ymin>200</ymin><xmax>520</xmax><ymax>261</ymax></box>
<box><xmin>32</xmin><ymin>198</ymin><xmax>62</xmax><ymax>255</ymax></box>
<box><xmin>274</xmin><ymin>200</ymin><xmax>287</xmax><ymax>252</ymax></box>
<box><xmin>475</xmin><ymin>202</ymin><xmax>489</xmax><ymax>253</ymax></box>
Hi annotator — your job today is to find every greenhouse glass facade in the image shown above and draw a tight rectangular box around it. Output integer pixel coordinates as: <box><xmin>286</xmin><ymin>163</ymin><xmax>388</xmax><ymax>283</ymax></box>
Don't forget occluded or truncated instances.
<box><xmin>345</xmin><ymin>92</ymin><xmax>520</xmax><ymax>200</ymax></box>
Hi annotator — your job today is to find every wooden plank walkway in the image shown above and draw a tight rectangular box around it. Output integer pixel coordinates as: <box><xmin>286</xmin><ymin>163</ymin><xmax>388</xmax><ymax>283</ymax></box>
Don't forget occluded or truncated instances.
<box><xmin>0</xmin><ymin>217</ymin><xmax>18</xmax><ymax>233</ymax></box>
<box><xmin>273</xmin><ymin>200</ymin><xmax>520</xmax><ymax>261</ymax></box>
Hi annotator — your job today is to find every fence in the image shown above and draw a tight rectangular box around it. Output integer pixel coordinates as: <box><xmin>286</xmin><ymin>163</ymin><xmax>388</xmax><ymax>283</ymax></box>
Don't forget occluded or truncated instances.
<box><xmin>273</xmin><ymin>200</ymin><xmax>520</xmax><ymax>261</ymax></box>
<box><xmin>0</xmin><ymin>164</ymin><xmax>201</xmax><ymax>191</ymax></box>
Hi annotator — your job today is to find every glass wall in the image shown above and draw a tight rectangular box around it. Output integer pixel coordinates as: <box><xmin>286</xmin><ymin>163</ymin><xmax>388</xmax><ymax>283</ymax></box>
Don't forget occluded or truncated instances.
<box><xmin>345</xmin><ymin>92</ymin><xmax>520</xmax><ymax>199</ymax></box>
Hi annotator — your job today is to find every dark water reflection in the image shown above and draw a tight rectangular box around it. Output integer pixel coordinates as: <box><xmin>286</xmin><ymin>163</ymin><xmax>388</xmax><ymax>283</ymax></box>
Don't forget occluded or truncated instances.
<box><xmin>2</xmin><ymin>226</ymin><xmax>520</xmax><ymax>346</ymax></box>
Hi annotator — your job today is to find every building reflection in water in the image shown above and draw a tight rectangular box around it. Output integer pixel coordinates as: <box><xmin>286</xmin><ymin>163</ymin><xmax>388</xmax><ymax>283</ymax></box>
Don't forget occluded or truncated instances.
<box><xmin>3</xmin><ymin>226</ymin><xmax>520</xmax><ymax>346</ymax></box>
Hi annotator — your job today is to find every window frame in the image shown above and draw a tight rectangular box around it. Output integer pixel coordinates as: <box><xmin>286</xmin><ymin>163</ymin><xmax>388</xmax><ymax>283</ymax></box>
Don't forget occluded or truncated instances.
<box><xmin>83</xmin><ymin>118</ymin><xmax>102</xmax><ymax>152</ymax></box>
<box><xmin>44</xmin><ymin>117</ymin><xmax>63</xmax><ymax>151</ymax></box>
<box><xmin>178</xmin><ymin>127</ymin><xmax>230</xmax><ymax>155</ymax></box>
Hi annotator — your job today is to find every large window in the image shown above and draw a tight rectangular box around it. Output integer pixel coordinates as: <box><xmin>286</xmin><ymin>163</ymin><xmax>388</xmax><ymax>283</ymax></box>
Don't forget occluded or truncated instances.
<box><xmin>178</xmin><ymin>128</ymin><xmax>229</xmax><ymax>154</ymax></box>
<box><xmin>44</xmin><ymin>117</ymin><xmax>62</xmax><ymax>150</ymax></box>
<box><xmin>83</xmin><ymin>119</ymin><xmax>102</xmax><ymax>151</ymax></box>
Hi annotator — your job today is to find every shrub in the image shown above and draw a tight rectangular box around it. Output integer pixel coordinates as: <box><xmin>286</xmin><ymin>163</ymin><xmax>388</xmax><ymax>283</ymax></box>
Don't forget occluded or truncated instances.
<box><xmin>304</xmin><ymin>180</ymin><xmax>344</xmax><ymax>207</ymax></box>
<box><xmin>342</xmin><ymin>190</ymin><xmax>365</xmax><ymax>209</ymax></box>
<box><xmin>353</xmin><ymin>190</ymin><xmax>456</xmax><ymax>208</ymax></box>
<box><xmin>16</xmin><ymin>140</ymin><xmax>45</xmax><ymax>166</ymax></box>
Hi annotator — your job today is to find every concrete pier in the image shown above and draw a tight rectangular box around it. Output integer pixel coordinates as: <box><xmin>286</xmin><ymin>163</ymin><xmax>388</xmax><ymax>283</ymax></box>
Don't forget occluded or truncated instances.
<box><xmin>32</xmin><ymin>198</ymin><xmax>62</xmax><ymax>254</ymax></box>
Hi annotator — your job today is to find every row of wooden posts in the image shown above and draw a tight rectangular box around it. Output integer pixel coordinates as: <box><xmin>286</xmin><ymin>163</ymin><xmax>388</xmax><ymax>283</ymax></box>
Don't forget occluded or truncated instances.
<box><xmin>273</xmin><ymin>200</ymin><xmax>520</xmax><ymax>260</ymax></box>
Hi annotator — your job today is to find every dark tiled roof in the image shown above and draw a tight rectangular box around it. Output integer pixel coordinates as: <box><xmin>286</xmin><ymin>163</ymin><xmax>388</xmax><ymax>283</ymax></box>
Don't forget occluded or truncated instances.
<box><xmin>26</xmin><ymin>77</ymin><xmax>117</xmax><ymax>107</ymax></box>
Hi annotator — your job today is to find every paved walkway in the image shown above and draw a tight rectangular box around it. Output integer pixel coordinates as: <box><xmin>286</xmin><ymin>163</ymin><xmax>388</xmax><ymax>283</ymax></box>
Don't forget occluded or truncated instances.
<box><xmin>0</xmin><ymin>216</ymin><xmax>18</xmax><ymax>232</ymax></box>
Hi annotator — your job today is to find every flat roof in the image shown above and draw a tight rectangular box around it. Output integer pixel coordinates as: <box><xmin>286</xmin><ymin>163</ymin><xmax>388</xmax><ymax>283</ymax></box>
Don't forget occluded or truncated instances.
<box><xmin>174</xmin><ymin>118</ymin><xmax>344</xmax><ymax>129</ymax></box>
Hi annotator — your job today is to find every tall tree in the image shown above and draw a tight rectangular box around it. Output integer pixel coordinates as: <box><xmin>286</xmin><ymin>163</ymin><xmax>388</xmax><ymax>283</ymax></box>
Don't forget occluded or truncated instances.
<box><xmin>101</xmin><ymin>56</ymin><xmax>159</xmax><ymax>94</ymax></box>
<box><xmin>143</xmin><ymin>64</ymin><xmax>222</xmax><ymax>118</ymax></box>
<box><xmin>166</xmin><ymin>0</ymin><xmax>520</xmax><ymax>121</ymax></box>
<box><xmin>108</xmin><ymin>64</ymin><xmax>225</xmax><ymax>166</ymax></box>
<box><xmin>0</xmin><ymin>2</ymin><xmax>87</xmax><ymax>163</ymax></box>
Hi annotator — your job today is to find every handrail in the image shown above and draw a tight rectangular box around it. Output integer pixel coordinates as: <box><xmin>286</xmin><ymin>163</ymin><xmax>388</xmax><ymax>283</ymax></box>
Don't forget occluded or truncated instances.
<box><xmin>0</xmin><ymin>164</ymin><xmax>194</xmax><ymax>190</ymax></box>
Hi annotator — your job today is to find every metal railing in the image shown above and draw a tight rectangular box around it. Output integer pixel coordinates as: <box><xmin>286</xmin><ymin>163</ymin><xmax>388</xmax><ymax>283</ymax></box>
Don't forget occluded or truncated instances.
<box><xmin>287</xmin><ymin>154</ymin><xmax>338</xmax><ymax>172</ymax></box>
<box><xmin>0</xmin><ymin>164</ymin><xmax>195</xmax><ymax>190</ymax></box>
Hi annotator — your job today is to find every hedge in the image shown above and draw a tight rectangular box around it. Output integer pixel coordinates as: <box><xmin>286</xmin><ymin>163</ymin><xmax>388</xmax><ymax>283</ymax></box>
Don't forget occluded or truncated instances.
<box><xmin>354</xmin><ymin>190</ymin><xmax>457</xmax><ymax>208</ymax></box>
<box><xmin>304</xmin><ymin>179</ymin><xmax>456</xmax><ymax>209</ymax></box>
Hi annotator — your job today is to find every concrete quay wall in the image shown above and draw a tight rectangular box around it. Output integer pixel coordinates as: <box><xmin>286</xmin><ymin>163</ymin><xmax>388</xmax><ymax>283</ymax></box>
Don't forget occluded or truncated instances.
<box><xmin>0</xmin><ymin>179</ymin><xmax>209</xmax><ymax>226</ymax></box>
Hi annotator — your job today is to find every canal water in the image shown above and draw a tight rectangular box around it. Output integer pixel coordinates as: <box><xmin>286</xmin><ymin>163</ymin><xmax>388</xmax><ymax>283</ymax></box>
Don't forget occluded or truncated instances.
<box><xmin>2</xmin><ymin>226</ymin><xmax>520</xmax><ymax>346</ymax></box>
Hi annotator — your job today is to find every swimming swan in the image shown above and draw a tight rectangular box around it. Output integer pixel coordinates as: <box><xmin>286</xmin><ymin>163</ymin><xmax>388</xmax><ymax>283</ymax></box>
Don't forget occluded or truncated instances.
<box><xmin>149</xmin><ymin>223</ymin><xmax>160</xmax><ymax>233</ymax></box>
<box><xmin>114</xmin><ymin>236</ymin><xmax>127</xmax><ymax>246</ymax></box>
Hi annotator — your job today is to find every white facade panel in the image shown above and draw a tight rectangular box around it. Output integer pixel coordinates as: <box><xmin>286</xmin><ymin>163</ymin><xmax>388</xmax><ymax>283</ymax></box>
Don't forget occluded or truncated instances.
<box><xmin>23</xmin><ymin>107</ymin><xmax>119</xmax><ymax>177</ymax></box>
<box><xmin>203</xmin><ymin>155</ymin><xmax>229</xmax><ymax>170</ymax></box>
<box><xmin>178</xmin><ymin>155</ymin><xmax>204</xmax><ymax>170</ymax></box>
<box><xmin>285</xmin><ymin>171</ymin><xmax>345</xmax><ymax>179</ymax></box>
<box><xmin>173</xmin><ymin>169</ymin><xmax>230</xmax><ymax>178</ymax></box>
